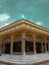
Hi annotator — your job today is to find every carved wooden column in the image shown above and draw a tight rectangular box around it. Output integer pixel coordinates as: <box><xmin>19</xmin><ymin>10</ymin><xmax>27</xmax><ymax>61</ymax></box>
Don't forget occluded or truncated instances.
<box><xmin>10</xmin><ymin>36</ymin><xmax>13</xmax><ymax>54</ymax></box>
<box><xmin>44</xmin><ymin>37</ymin><xmax>47</xmax><ymax>53</ymax></box>
<box><xmin>33</xmin><ymin>35</ymin><xmax>36</xmax><ymax>54</ymax></box>
<box><xmin>0</xmin><ymin>38</ymin><xmax>2</xmax><ymax>55</ymax></box>
<box><xmin>22</xmin><ymin>33</ymin><xmax>25</xmax><ymax>55</ymax></box>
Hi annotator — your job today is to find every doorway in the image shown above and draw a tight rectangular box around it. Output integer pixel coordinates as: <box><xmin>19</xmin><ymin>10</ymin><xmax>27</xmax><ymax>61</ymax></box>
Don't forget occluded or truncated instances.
<box><xmin>2</xmin><ymin>43</ymin><xmax>11</xmax><ymax>54</ymax></box>
<box><xmin>36</xmin><ymin>42</ymin><xmax>42</xmax><ymax>53</ymax></box>
<box><xmin>13</xmin><ymin>41</ymin><xmax>22</xmax><ymax>55</ymax></box>
<box><xmin>25</xmin><ymin>40</ymin><xmax>34</xmax><ymax>54</ymax></box>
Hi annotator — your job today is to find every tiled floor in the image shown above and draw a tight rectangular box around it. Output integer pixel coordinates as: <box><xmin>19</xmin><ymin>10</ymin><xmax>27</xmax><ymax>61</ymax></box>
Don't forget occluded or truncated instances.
<box><xmin>0</xmin><ymin>63</ymin><xmax>7</xmax><ymax>65</ymax></box>
<box><xmin>39</xmin><ymin>62</ymin><xmax>49</xmax><ymax>65</ymax></box>
<box><xmin>0</xmin><ymin>53</ymin><xmax>49</xmax><ymax>64</ymax></box>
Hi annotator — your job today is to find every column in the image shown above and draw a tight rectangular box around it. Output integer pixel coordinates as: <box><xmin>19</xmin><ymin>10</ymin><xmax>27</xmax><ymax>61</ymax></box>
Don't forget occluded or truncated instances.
<box><xmin>22</xmin><ymin>33</ymin><xmax>25</xmax><ymax>55</ymax></box>
<box><xmin>44</xmin><ymin>37</ymin><xmax>47</xmax><ymax>53</ymax></box>
<box><xmin>2</xmin><ymin>42</ymin><xmax>5</xmax><ymax>53</ymax></box>
<box><xmin>41</xmin><ymin>43</ymin><xmax>44</xmax><ymax>53</ymax></box>
<box><xmin>41</xmin><ymin>43</ymin><xmax>43</xmax><ymax>53</ymax></box>
<box><xmin>48</xmin><ymin>40</ymin><xmax>49</xmax><ymax>52</ymax></box>
<box><xmin>10</xmin><ymin>36</ymin><xmax>13</xmax><ymax>54</ymax></box>
<box><xmin>33</xmin><ymin>35</ymin><xmax>36</xmax><ymax>54</ymax></box>
<box><xmin>0</xmin><ymin>38</ymin><xmax>2</xmax><ymax>55</ymax></box>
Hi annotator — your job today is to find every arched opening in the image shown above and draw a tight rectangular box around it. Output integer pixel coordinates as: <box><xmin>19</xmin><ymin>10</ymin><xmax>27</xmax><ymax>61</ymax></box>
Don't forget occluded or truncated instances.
<box><xmin>36</xmin><ymin>37</ymin><xmax>45</xmax><ymax>53</ymax></box>
<box><xmin>2</xmin><ymin>37</ymin><xmax>11</xmax><ymax>54</ymax></box>
<box><xmin>13</xmin><ymin>41</ymin><xmax>22</xmax><ymax>55</ymax></box>
<box><xmin>46</xmin><ymin>39</ymin><xmax>49</xmax><ymax>52</ymax></box>
<box><xmin>25</xmin><ymin>40</ymin><xmax>34</xmax><ymax>54</ymax></box>
<box><xmin>13</xmin><ymin>35</ymin><xmax>22</xmax><ymax>55</ymax></box>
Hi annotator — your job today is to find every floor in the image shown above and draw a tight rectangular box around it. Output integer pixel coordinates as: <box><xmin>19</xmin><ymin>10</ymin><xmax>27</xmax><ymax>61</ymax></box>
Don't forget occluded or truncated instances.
<box><xmin>0</xmin><ymin>53</ymin><xmax>49</xmax><ymax>65</ymax></box>
<box><xmin>0</xmin><ymin>63</ymin><xmax>7</xmax><ymax>65</ymax></box>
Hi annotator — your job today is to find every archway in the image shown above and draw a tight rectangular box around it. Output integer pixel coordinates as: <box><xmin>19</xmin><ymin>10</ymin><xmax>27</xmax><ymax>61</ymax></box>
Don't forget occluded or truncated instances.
<box><xmin>13</xmin><ymin>41</ymin><xmax>22</xmax><ymax>55</ymax></box>
<box><xmin>36</xmin><ymin>37</ymin><xmax>45</xmax><ymax>53</ymax></box>
<box><xmin>25</xmin><ymin>40</ymin><xmax>34</xmax><ymax>54</ymax></box>
<box><xmin>2</xmin><ymin>37</ymin><xmax>11</xmax><ymax>54</ymax></box>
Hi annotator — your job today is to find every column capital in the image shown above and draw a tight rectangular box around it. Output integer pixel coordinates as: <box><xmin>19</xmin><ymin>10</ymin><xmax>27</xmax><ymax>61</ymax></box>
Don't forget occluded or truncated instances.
<box><xmin>22</xmin><ymin>32</ymin><xmax>26</xmax><ymax>39</ymax></box>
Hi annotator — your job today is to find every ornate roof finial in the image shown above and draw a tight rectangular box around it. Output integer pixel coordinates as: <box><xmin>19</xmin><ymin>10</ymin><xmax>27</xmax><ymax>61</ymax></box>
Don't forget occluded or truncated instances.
<box><xmin>21</xmin><ymin>11</ymin><xmax>24</xmax><ymax>19</ymax></box>
<box><xmin>21</xmin><ymin>13</ymin><xmax>24</xmax><ymax>18</ymax></box>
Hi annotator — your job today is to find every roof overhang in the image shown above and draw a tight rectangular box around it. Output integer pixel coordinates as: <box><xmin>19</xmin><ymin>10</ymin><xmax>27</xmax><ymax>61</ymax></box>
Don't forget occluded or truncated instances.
<box><xmin>0</xmin><ymin>19</ymin><xmax>49</xmax><ymax>36</ymax></box>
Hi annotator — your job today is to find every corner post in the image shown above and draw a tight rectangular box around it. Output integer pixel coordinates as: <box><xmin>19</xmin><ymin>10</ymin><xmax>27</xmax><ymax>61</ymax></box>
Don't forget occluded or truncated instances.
<box><xmin>22</xmin><ymin>33</ymin><xmax>26</xmax><ymax>55</ymax></box>
<box><xmin>34</xmin><ymin>35</ymin><xmax>36</xmax><ymax>54</ymax></box>
<box><xmin>10</xmin><ymin>36</ymin><xmax>13</xmax><ymax>54</ymax></box>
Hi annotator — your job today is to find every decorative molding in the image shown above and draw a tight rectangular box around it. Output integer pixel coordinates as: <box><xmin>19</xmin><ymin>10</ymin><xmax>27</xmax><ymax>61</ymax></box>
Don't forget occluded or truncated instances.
<box><xmin>0</xmin><ymin>20</ymin><xmax>49</xmax><ymax>36</ymax></box>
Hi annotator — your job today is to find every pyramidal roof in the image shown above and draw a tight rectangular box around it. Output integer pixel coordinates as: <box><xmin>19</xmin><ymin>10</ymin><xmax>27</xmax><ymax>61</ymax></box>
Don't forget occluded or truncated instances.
<box><xmin>0</xmin><ymin>19</ymin><xmax>48</xmax><ymax>28</ymax></box>
<box><xmin>0</xmin><ymin>19</ymin><xmax>49</xmax><ymax>36</ymax></box>
<box><xmin>1</xmin><ymin>19</ymin><xmax>49</xmax><ymax>31</ymax></box>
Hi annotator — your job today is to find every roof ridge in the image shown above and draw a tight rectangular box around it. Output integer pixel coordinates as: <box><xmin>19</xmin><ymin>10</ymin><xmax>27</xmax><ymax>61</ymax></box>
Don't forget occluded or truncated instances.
<box><xmin>0</xmin><ymin>19</ymin><xmax>49</xmax><ymax>32</ymax></box>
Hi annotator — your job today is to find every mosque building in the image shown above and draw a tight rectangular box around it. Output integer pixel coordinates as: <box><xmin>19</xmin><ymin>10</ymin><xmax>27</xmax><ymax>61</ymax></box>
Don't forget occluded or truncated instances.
<box><xmin>0</xmin><ymin>19</ymin><xmax>49</xmax><ymax>55</ymax></box>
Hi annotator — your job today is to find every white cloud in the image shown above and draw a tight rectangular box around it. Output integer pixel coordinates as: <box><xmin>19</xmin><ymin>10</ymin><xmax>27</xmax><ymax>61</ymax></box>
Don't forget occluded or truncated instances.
<box><xmin>0</xmin><ymin>23</ymin><xmax>10</xmax><ymax>28</ymax></box>
<box><xmin>36</xmin><ymin>21</ymin><xmax>43</xmax><ymax>26</ymax></box>
<box><xmin>0</xmin><ymin>13</ymin><xmax>10</xmax><ymax>22</ymax></box>
<box><xmin>4</xmin><ymin>23</ymin><xmax>9</xmax><ymax>26</ymax></box>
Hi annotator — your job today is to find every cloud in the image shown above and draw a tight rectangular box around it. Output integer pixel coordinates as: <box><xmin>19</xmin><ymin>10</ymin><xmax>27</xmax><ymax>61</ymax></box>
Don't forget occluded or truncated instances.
<box><xmin>5</xmin><ymin>23</ymin><xmax>9</xmax><ymax>26</ymax></box>
<box><xmin>0</xmin><ymin>13</ymin><xmax>10</xmax><ymax>22</ymax></box>
<box><xmin>4</xmin><ymin>23</ymin><xmax>9</xmax><ymax>26</ymax></box>
<box><xmin>36</xmin><ymin>21</ymin><xmax>43</xmax><ymax>26</ymax></box>
<box><xmin>0</xmin><ymin>23</ymin><xmax>10</xmax><ymax>28</ymax></box>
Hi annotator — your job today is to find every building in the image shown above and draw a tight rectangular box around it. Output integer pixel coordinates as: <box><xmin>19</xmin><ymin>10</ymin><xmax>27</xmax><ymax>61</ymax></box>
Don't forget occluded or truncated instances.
<box><xmin>0</xmin><ymin>19</ymin><xmax>49</xmax><ymax>55</ymax></box>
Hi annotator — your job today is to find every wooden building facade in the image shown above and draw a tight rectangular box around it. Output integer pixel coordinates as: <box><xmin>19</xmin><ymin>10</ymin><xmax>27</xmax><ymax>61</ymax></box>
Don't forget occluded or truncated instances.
<box><xmin>0</xmin><ymin>19</ymin><xmax>49</xmax><ymax>55</ymax></box>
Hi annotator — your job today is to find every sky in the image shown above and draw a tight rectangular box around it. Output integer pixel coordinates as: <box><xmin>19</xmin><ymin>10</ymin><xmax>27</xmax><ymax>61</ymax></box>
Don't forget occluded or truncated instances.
<box><xmin>0</xmin><ymin>0</ymin><xmax>49</xmax><ymax>29</ymax></box>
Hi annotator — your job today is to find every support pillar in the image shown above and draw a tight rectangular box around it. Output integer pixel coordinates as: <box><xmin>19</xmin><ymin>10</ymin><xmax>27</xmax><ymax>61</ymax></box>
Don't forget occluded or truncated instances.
<box><xmin>44</xmin><ymin>37</ymin><xmax>47</xmax><ymax>53</ymax></box>
<box><xmin>0</xmin><ymin>38</ymin><xmax>2</xmax><ymax>55</ymax></box>
<box><xmin>2</xmin><ymin>43</ymin><xmax>5</xmax><ymax>53</ymax></box>
<box><xmin>10</xmin><ymin>36</ymin><xmax>13</xmax><ymax>54</ymax></box>
<box><xmin>34</xmin><ymin>35</ymin><xmax>36</xmax><ymax>54</ymax></box>
<box><xmin>22</xmin><ymin>33</ymin><xmax>25</xmax><ymax>55</ymax></box>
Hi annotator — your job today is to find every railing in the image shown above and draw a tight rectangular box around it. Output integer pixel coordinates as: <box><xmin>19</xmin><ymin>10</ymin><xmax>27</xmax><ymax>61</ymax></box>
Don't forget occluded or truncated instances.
<box><xmin>26</xmin><ymin>52</ymin><xmax>34</xmax><ymax>55</ymax></box>
<box><xmin>13</xmin><ymin>52</ymin><xmax>22</xmax><ymax>55</ymax></box>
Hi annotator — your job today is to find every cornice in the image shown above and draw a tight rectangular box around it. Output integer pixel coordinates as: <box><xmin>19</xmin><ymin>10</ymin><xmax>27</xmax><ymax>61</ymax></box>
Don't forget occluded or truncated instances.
<box><xmin>0</xmin><ymin>19</ymin><xmax>49</xmax><ymax>36</ymax></box>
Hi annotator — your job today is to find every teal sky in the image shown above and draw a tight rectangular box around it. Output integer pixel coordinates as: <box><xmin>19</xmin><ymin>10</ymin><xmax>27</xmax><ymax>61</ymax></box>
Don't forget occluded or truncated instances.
<box><xmin>0</xmin><ymin>0</ymin><xmax>49</xmax><ymax>29</ymax></box>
